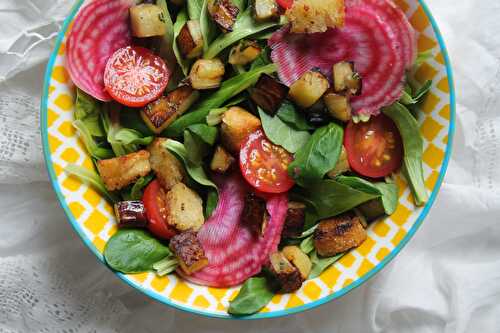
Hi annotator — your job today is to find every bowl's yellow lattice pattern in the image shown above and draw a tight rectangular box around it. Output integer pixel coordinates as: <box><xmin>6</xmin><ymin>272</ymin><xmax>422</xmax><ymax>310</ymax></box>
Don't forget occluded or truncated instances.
<box><xmin>44</xmin><ymin>0</ymin><xmax>451</xmax><ymax>317</ymax></box>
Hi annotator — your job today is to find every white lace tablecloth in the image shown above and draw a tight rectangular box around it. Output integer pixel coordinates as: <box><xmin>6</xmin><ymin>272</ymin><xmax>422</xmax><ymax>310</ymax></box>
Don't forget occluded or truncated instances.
<box><xmin>1</xmin><ymin>1</ymin><xmax>499</xmax><ymax>332</ymax></box>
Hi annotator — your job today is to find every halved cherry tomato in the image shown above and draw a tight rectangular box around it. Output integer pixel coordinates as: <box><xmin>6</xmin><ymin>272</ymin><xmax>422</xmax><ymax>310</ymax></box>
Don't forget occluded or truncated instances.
<box><xmin>240</xmin><ymin>129</ymin><xmax>295</xmax><ymax>193</ymax></box>
<box><xmin>143</xmin><ymin>180</ymin><xmax>177</xmax><ymax>239</ymax></box>
<box><xmin>344</xmin><ymin>114</ymin><xmax>403</xmax><ymax>178</ymax></box>
<box><xmin>104</xmin><ymin>46</ymin><xmax>170</xmax><ymax>107</ymax></box>
<box><xmin>277</xmin><ymin>0</ymin><xmax>293</xmax><ymax>9</ymax></box>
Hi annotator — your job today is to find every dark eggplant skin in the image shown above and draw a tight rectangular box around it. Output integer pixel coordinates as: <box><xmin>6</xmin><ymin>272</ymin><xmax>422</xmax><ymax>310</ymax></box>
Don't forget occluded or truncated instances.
<box><xmin>208</xmin><ymin>0</ymin><xmax>240</xmax><ymax>32</ymax></box>
<box><xmin>282</xmin><ymin>202</ymin><xmax>306</xmax><ymax>238</ymax></box>
<box><xmin>114</xmin><ymin>201</ymin><xmax>148</xmax><ymax>228</ymax></box>
<box><xmin>170</xmin><ymin>231</ymin><xmax>209</xmax><ymax>275</ymax></box>
<box><xmin>250</xmin><ymin>74</ymin><xmax>289</xmax><ymax>116</ymax></box>
<box><xmin>241</xmin><ymin>192</ymin><xmax>267</xmax><ymax>237</ymax></box>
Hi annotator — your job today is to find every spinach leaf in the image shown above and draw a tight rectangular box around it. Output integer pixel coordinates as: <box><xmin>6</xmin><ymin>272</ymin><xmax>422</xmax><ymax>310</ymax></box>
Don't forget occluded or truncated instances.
<box><xmin>205</xmin><ymin>190</ymin><xmax>219</xmax><ymax>218</ymax></box>
<box><xmin>65</xmin><ymin>164</ymin><xmax>119</xmax><ymax>203</ymax></box>
<box><xmin>164</xmin><ymin>139</ymin><xmax>218</xmax><ymax>191</ymax></box>
<box><xmin>400</xmin><ymin>80</ymin><xmax>432</xmax><ymax>105</ymax></box>
<box><xmin>75</xmin><ymin>88</ymin><xmax>105</xmax><ymax>137</ymax></box>
<box><xmin>201</xmin><ymin>0</ymin><xmax>219</xmax><ymax>52</ymax></box>
<box><xmin>164</xmin><ymin>64</ymin><xmax>277</xmax><ymax>137</ymax></box>
<box><xmin>233</xmin><ymin>0</ymin><xmax>247</xmax><ymax>11</ymax></box>
<box><xmin>206</xmin><ymin>107</ymin><xmax>228</xmax><ymax>126</ymax></box>
<box><xmin>112</xmin><ymin>128</ymin><xmax>154</xmax><ymax>146</ymax></box>
<box><xmin>249</xmin><ymin>47</ymin><xmax>271</xmax><ymax>70</ymax></box>
<box><xmin>188</xmin><ymin>0</ymin><xmax>203</xmax><ymax>19</ymax></box>
<box><xmin>152</xmin><ymin>256</ymin><xmax>179</xmax><ymax>276</ymax></box>
<box><xmin>120</xmin><ymin>109</ymin><xmax>154</xmax><ymax>136</ymax></box>
<box><xmin>415</xmin><ymin>49</ymin><xmax>433</xmax><ymax>66</ymax></box>
<box><xmin>300</xmin><ymin>234</ymin><xmax>314</xmax><ymax>254</ymax></box>
<box><xmin>297</xmin><ymin>179</ymin><xmax>379</xmax><ymax>220</ymax></box>
<box><xmin>187</xmin><ymin>124</ymin><xmax>218</xmax><ymax>145</ymax></box>
<box><xmin>292</xmin><ymin>224</ymin><xmax>317</xmax><ymax>239</ymax></box>
<box><xmin>173</xmin><ymin>10</ymin><xmax>191</xmax><ymax>76</ymax></box>
<box><xmin>288</xmin><ymin>123</ymin><xmax>344</xmax><ymax>187</ymax></box>
<box><xmin>309</xmin><ymin>251</ymin><xmax>344</xmax><ymax>279</ymax></box>
<box><xmin>383</xmin><ymin>103</ymin><xmax>428</xmax><ymax>206</ymax></box>
<box><xmin>276</xmin><ymin>102</ymin><xmax>314</xmax><ymax>131</ymax></box>
<box><xmin>258</xmin><ymin>109</ymin><xmax>310</xmax><ymax>154</ymax></box>
<box><xmin>157</xmin><ymin>0</ymin><xmax>177</xmax><ymax>79</ymax></box>
<box><xmin>228</xmin><ymin>277</ymin><xmax>274</xmax><ymax>316</ymax></box>
<box><xmin>104</xmin><ymin>230</ymin><xmax>171</xmax><ymax>274</ymax></box>
<box><xmin>73</xmin><ymin>120</ymin><xmax>114</xmax><ymax>160</ymax></box>
<box><xmin>184</xmin><ymin>130</ymin><xmax>207</xmax><ymax>165</ymax></box>
<box><xmin>204</xmin><ymin>8</ymin><xmax>284</xmax><ymax>59</ymax></box>
<box><xmin>129</xmin><ymin>174</ymin><xmax>155</xmax><ymax>201</ymax></box>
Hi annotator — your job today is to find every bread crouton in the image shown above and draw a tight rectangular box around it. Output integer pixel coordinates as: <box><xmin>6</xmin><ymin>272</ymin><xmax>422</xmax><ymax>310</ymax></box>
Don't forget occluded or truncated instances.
<box><xmin>165</xmin><ymin>183</ymin><xmax>205</xmax><ymax>232</ymax></box>
<box><xmin>220</xmin><ymin>107</ymin><xmax>261</xmax><ymax>153</ymax></box>
<box><xmin>97</xmin><ymin>150</ymin><xmax>151</xmax><ymax>191</ymax></box>
<box><xmin>148</xmin><ymin>138</ymin><xmax>185</xmax><ymax>191</ymax></box>
<box><xmin>286</xmin><ymin>0</ymin><xmax>345</xmax><ymax>34</ymax></box>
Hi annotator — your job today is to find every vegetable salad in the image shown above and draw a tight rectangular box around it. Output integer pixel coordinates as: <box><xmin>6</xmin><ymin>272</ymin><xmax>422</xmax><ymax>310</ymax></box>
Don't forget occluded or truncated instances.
<box><xmin>65</xmin><ymin>0</ymin><xmax>432</xmax><ymax>315</ymax></box>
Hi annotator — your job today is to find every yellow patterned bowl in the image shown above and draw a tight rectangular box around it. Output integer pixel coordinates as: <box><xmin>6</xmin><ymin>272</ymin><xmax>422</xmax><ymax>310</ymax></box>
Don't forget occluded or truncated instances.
<box><xmin>41</xmin><ymin>0</ymin><xmax>455</xmax><ymax>319</ymax></box>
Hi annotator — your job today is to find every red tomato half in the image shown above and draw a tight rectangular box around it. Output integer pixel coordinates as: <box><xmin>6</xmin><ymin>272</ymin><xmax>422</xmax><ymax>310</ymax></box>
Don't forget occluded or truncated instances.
<box><xmin>240</xmin><ymin>129</ymin><xmax>295</xmax><ymax>193</ymax></box>
<box><xmin>344</xmin><ymin>114</ymin><xmax>403</xmax><ymax>178</ymax></box>
<box><xmin>143</xmin><ymin>180</ymin><xmax>177</xmax><ymax>239</ymax></box>
<box><xmin>277</xmin><ymin>0</ymin><xmax>293</xmax><ymax>9</ymax></box>
<box><xmin>104</xmin><ymin>46</ymin><xmax>170</xmax><ymax>107</ymax></box>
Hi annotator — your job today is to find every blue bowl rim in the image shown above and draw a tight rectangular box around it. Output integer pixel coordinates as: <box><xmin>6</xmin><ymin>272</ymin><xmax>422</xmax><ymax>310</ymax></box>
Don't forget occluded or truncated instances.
<box><xmin>40</xmin><ymin>0</ymin><xmax>456</xmax><ymax>320</ymax></box>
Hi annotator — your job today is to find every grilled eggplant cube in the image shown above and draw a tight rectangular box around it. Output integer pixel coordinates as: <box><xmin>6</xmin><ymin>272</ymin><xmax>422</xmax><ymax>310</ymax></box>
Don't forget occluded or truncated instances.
<box><xmin>253</xmin><ymin>0</ymin><xmax>280</xmax><ymax>22</ymax></box>
<box><xmin>148</xmin><ymin>138</ymin><xmax>186</xmax><ymax>190</ymax></box>
<box><xmin>190</xmin><ymin>58</ymin><xmax>225</xmax><ymax>90</ymax></box>
<box><xmin>165</xmin><ymin>183</ymin><xmax>205</xmax><ymax>232</ymax></box>
<box><xmin>250</xmin><ymin>74</ymin><xmax>289</xmax><ymax>115</ymax></box>
<box><xmin>177</xmin><ymin>20</ymin><xmax>203</xmax><ymax>59</ymax></box>
<box><xmin>130</xmin><ymin>4</ymin><xmax>167</xmax><ymax>38</ymax></box>
<box><xmin>242</xmin><ymin>193</ymin><xmax>268</xmax><ymax>236</ymax></box>
<box><xmin>289</xmin><ymin>70</ymin><xmax>330</xmax><ymax>108</ymax></box>
<box><xmin>97</xmin><ymin>150</ymin><xmax>151</xmax><ymax>191</ymax></box>
<box><xmin>141</xmin><ymin>85</ymin><xmax>199</xmax><ymax>134</ymax></box>
<box><xmin>282</xmin><ymin>202</ymin><xmax>306</xmax><ymax>238</ymax></box>
<box><xmin>170</xmin><ymin>231</ymin><xmax>208</xmax><ymax>275</ymax></box>
<box><xmin>228</xmin><ymin>41</ymin><xmax>262</xmax><ymax>65</ymax></box>
<box><xmin>327</xmin><ymin>145</ymin><xmax>350</xmax><ymax>178</ymax></box>
<box><xmin>268</xmin><ymin>252</ymin><xmax>303</xmax><ymax>293</ymax></box>
<box><xmin>324</xmin><ymin>90</ymin><xmax>352</xmax><ymax>122</ymax></box>
<box><xmin>313</xmin><ymin>213</ymin><xmax>367</xmax><ymax>257</ymax></box>
<box><xmin>210</xmin><ymin>146</ymin><xmax>235</xmax><ymax>173</ymax></box>
<box><xmin>207</xmin><ymin>0</ymin><xmax>239</xmax><ymax>32</ymax></box>
<box><xmin>332</xmin><ymin>61</ymin><xmax>362</xmax><ymax>95</ymax></box>
<box><xmin>220</xmin><ymin>106</ymin><xmax>262</xmax><ymax>153</ymax></box>
<box><xmin>114</xmin><ymin>201</ymin><xmax>148</xmax><ymax>228</ymax></box>
<box><xmin>282</xmin><ymin>246</ymin><xmax>312</xmax><ymax>280</ymax></box>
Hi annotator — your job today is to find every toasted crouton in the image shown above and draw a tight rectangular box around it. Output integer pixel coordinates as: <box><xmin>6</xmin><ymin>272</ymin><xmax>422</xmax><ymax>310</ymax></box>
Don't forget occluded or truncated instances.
<box><xmin>97</xmin><ymin>150</ymin><xmax>151</xmax><ymax>191</ymax></box>
<box><xmin>313</xmin><ymin>213</ymin><xmax>367</xmax><ymax>257</ymax></box>
<box><xmin>148</xmin><ymin>138</ymin><xmax>185</xmax><ymax>190</ymax></box>
<box><xmin>165</xmin><ymin>183</ymin><xmax>205</xmax><ymax>232</ymax></box>
<box><xmin>170</xmin><ymin>231</ymin><xmax>208</xmax><ymax>275</ymax></box>
<box><xmin>210</xmin><ymin>146</ymin><xmax>235</xmax><ymax>173</ymax></box>
<box><xmin>220</xmin><ymin>107</ymin><xmax>261</xmax><ymax>153</ymax></box>
<box><xmin>286</xmin><ymin>0</ymin><xmax>345</xmax><ymax>34</ymax></box>
<box><xmin>268</xmin><ymin>252</ymin><xmax>303</xmax><ymax>293</ymax></box>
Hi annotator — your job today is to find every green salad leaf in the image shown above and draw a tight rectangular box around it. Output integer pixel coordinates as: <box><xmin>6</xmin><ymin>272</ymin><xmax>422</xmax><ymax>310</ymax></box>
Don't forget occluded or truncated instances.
<box><xmin>300</xmin><ymin>234</ymin><xmax>314</xmax><ymax>254</ymax></box>
<box><xmin>289</xmin><ymin>123</ymin><xmax>344</xmax><ymax>187</ymax></box>
<box><xmin>164</xmin><ymin>63</ymin><xmax>277</xmax><ymax>137</ymax></box>
<box><xmin>173</xmin><ymin>9</ymin><xmax>191</xmax><ymax>76</ymax></box>
<box><xmin>129</xmin><ymin>174</ymin><xmax>155</xmax><ymax>201</ymax></box>
<box><xmin>309</xmin><ymin>251</ymin><xmax>344</xmax><ymax>279</ymax></box>
<box><xmin>65</xmin><ymin>164</ymin><xmax>119</xmax><ymax>203</ymax></box>
<box><xmin>204</xmin><ymin>8</ymin><xmax>284</xmax><ymax>59</ymax></box>
<box><xmin>73</xmin><ymin>120</ymin><xmax>114</xmax><ymax>160</ymax></box>
<box><xmin>157</xmin><ymin>0</ymin><xmax>177</xmax><ymax>86</ymax></box>
<box><xmin>258</xmin><ymin>108</ymin><xmax>310</xmax><ymax>154</ymax></box>
<box><xmin>276</xmin><ymin>101</ymin><xmax>314</xmax><ymax>131</ymax></box>
<box><xmin>119</xmin><ymin>108</ymin><xmax>154</xmax><ymax>136</ymax></box>
<box><xmin>205</xmin><ymin>190</ymin><xmax>219</xmax><ymax>218</ymax></box>
<box><xmin>152</xmin><ymin>256</ymin><xmax>179</xmax><ymax>276</ymax></box>
<box><xmin>184</xmin><ymin>130</ymin><xmax>208</xmax><ymax>165</ymax></box>
<box><xmin>201</xmin><ymin>0</ymin><xmax>219</xmax><ymax>52</ymax></box>
<box><xmin>75</xmin><ymin>88</ymin><xmax>105</xmax><ymax>137</ymax></box>
<box><xmin>187</xmin><ymin>124</ymin><xmax>218</xmax><ymax>145</ymax></box>
<box><xmin>188</xmin><ymin>0</ymin><xmax>203</xmax><ymax>20</ymax></box>
<box><xmin>383</xmin><ymin>103</ymin><xmax>428</xmax><ymax>206</ymax></box>
<box><xmin>228</xmin><ymin>277</ymin><xmax>274</xmax><ymax>316</ymax></box>
<box><xmin>104</xmin><ymin>230</ymin><xmax>171</xmax><ymax>274</ymax></box>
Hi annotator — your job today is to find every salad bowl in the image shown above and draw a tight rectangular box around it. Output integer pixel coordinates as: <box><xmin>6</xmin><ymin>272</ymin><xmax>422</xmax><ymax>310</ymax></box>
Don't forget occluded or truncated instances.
<box><xmin>41</xmin><ymin>0</ymin><xmax>455</xmax><ymax>319</ymax></box>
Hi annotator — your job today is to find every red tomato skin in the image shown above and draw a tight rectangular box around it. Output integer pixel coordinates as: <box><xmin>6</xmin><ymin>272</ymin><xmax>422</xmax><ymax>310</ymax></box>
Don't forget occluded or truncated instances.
<box><xmin>104</xmin><ymin>46</ymin><xmax>170</xmax><ymax>108</ymax></box>
<box><xmin>143</xmin><ymin>180</ymin><xmax>177</xmax><ymax>239</ymax></box>
<box><xmin>239</xmin><ymin>129</ymin><xmax>295</xmax><ymax>194</ymax></box>
<box><xmin>344</xmin><ymin>114</ymin><xmax>403</xmax><ymax>179</ymax></box>
<box><xmin>277</xmin><ymin>0</ymin><xmax>294</xmax><ymax>9</ymax></box>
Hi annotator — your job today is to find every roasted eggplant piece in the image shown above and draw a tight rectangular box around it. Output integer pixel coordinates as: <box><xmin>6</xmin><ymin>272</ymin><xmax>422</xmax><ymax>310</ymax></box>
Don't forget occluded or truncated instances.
<box><xmin>190</xmin><ymin>58</ymin><xmax>225</xmax><ymax>90</ymax></box>
<box><xmin>210</xmin><ymin>146</ymin><xmax>235</xmax><ymax>173</ymax></box>
<box><xmin>170</xmin><ymin>231</ymin><xmax>209</xmax><ymax>275</ymax></box>
<box><xmin>282</xmin><ymin>202</ymin><xmax>306</xmax><ymax>238</ymax></box>
<box><xmin>242</xmin><ymin>192</ymin><xmax>268</xmax><ymax>236</ymax></box>
<box><xmin>313</xmin><ymin>213</ymin><xmax>367</xmax><ymax>257</ymax></box>
<box><xmin>250</xmin><ymin>74</ymin><xmax>289</xmax><ymax>115</ymax></box>
<box><xmin>324</xmin><ymin>90</ymin><xmax>352</xmax><ymax>122</ymax></box>
<box><xmin>114</xmin><ymin>201</ymin><xmax>148</xmax><ymax>228</ymax></box>
<box><xmin>130</xmin><ymin>4</ymin><xmax>167</xmax><ymax>38</ymax></box>
<box><xmin>253</xmin><ymin>0</ymin><xmax>280</xmax><ymax>22</ymax></box>
<box><xmin>327</xmin><ymin>145</ymin><xmax>350</xmax><ymax>178</ymax></box>
<box><xmin>228</xmin><ymin>40</ymin><xmax>262</xmax><ymax>65</ymax></box>
<box><xmin>97</xmin><ymin>150</ymin><xmax>151</xmax><ymax>191</ymax></box>
<box><xmin>289</xmin><ymin>70</ymin><xmax>330</xmax><ymax>108</ymax></box>
<box><xmin>141</xmin><ymin>85</ymin><xmax>199</xmax><ymax>134</ymax></box>
<box><xmin>176</xmin><ymin>20</ymin><xmax>204</xmax><ymax>59</ymax></box>
<box><xmin>148</xmin><ymin>138</ymin><xmax>186</xmax><ymax>190</ymax></box>
<box><xmin>207</xmin><ymin>0</ymin><xmax>239</xmax><ymax>32</ymax></box>
<box><xmin>332</xmin><ymin>61</ymin><xmax>362</xmax><ymax>95</ymax></box>
<box><xmin>220</xmin><ymin>106</ymin><xmax>261</xmax><ymax>153</ymax></box>
<box><xmin>268</xmin><ymin>252</ymin><xmax>303</xmax><ymax>293</ymax></box>
<box><xmin>282</xmin><ymin>246</ymin><xmax>312</xmax><ymax>279</ymax></box>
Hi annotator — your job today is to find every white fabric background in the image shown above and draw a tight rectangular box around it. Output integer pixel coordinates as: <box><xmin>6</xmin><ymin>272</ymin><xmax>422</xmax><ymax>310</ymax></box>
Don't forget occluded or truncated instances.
<box><xmin>1</xmin><ymin>0</ymin><xmax>499</xmax><ymax>332</ymax></box>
